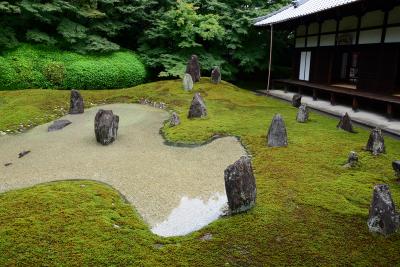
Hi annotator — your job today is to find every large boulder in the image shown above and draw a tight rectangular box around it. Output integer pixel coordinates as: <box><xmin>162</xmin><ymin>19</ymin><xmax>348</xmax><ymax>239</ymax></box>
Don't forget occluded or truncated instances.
<box><xmin>186</xmin><ymin>55</ymin><xmax>201</xmax><ymax>82</ymax></box>
<box><xmin>94</xmin><ymin>109</ymin><xmax>119</xmax><ymax>145</ymax></box>
<box><xmin>292</xmin><ymin>94</ymin><xmax>302</xmax><ymax>108</ymax></box>
<box><xmin>188</xmin><ymin>93</ymin><xmax>207</xmax><ymax>118</ymax></box>
<box><xmin>69</xmin><ymin>89</ymin><xmax>84</xmax><ymax>114</ymax></box>
<box><xmin>170</xmin><ymin>112</ymin><xmax>181</xmax><ymax>127</ymax></box>
<box><xmin>211</xmin><ymin>66</ymin><xmax>221</xmax><ymax>84</ymax></box>
<box><xmin>267</xmin><ymin>114</ymin><xmax>288</xmax><ymax>147</ymax></box>
<box><xmin>48</xmin><ymin>120</ymin><xmax>72</xmax><ymax>132</ymax></box>
<box><xmin>224</xmin><ymin>156</ymin><xmax>257</xmax><ymax>214</ymax></box>
<box><xmin>366</xmin><ymin>128</ymin><xmax>385</xmax><ymax>155</ymax></box>
<box><xmin>296</xmin><ymin>104</ymin><xmax>309</xmax><ymax>123</ymax></box>
<box><xmin>183</xmin><ymin>73</ymin><xmax>194</xmax><ymax>91</ymax></box>
<box><xmin>367</xmin><ymin>184</ymin><xmax>399</xmax><ymax>236</ymax></box>
<box><xmin>337</xmin><ymin>113</ymin><xmax>354</xmax><ymax>133</ymax></box>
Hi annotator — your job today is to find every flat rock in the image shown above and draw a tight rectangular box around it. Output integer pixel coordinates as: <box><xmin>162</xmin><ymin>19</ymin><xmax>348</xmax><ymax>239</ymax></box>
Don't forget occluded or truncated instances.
<box><xmin>186</xmin><ymin>55</ymin><xmax>201</xmax><ymax>82</ymax></box>
<box><xmin>183</xmin><ymin>73</ymin><xmax>194</xmax><ymax>91</ymax></box>
<box><xmin>48</xmin><ymin>120</ymin><xmax>72</xmax><ymax>132</ymax></box>
<box><xmin>224</xmin><ymin>156</ymin><xmax>256</xmax><ymax>214</ymax></box>
<box><xmin>267</xmin><ymin>114</ymin><xmax>288</xmax><ymax>147</ymax></box>
<box><xmin>188</xmin><ymin>93</ymin><xmax>207</xmax><ymax>118</ymax></box>
<box><xmin>296</xmin><ymin>104</ymin><xmax>309</xmax><ymax>123</ymax></box>
<box><xmin>292</xmin><ymin>94</ymin><xmax>302</xmax><ymax>108</ymax></box>
<box><xmin>211</xmin><ymin>67</ymin><xmax>221</xmax><ymax>84</ymax></box>
<box><xmin>69</xmin><ymin>89</ymin><xmax>84</xmax><ymax>114</ymax></box>
<box><xmin>366</xmin><ymin>128</ymin><xmax>385</xmax><ymax>155</ymax></box>
<box><xmin>94</xmin><ymin>109</ymin><xmax>119</xmax><ymax>145</ymax></box>
<box><xmin>18</xmin><ymin>150</ymin><xmax>30</xmax><ymax>158</ymax></box>
<box><xmin>337</xmin><ymin>113</ymin><xmax>354</xmax><ymax>133</ymax></box>
<box><xmin>170</xmin><ymin>112</ymin><xmax>181</xmax><ymax>127</ymax></box>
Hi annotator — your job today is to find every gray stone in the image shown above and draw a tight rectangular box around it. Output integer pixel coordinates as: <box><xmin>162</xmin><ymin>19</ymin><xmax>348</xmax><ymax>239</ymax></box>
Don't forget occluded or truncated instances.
<box><xmin>224</xmin><ymin>156</ymin><xmax>256</xmax><ymax>214</ymax></box>
<box><xmin>186</xmin><ymin>55</ymin><xmax>201</xmax><ymax>82</ymax></box>
<box><xmin>367</xmin><ymin>184</ymin><xmax>399</xmax><ymax>236</ymax></box>
<box><xmin>392</xmin><ymin>160</ymin><xmax>400</xmax><ymax>178</ymax></box>
<box><xmin>337</xmin><ymin>113</ymin><xmax>354</xmax><ymax>133</ymax></box>
<box><xmin>69</xmin><ymin>89</ymin><xmax>84</xmax><ymax>114</ymax></box>
<box><xmin>366</xmin><ymin>128</ymin><xmax>385</xmax><ymax>156</ymax></box>
<box><xmin>292</xmin><ymin>94</ymin><xmax>302</xmax><ymax>108</ymax></box>
<box><xmin>18</xmin><ymin>150</ymin><xmax>30</xmax><ymax>158</ymax></box>
<box><xmin>296</xmin><ymin>104</ymin><xmax>309</xmax><ymax>123</ymax></box>
<box><xmin>188</xmin><ymin>93</ymin><xmax>207</xmax><ymax>118</ymax></box>
<box><xmin>48</xmin><ymin>120</ymin><xmax>72</xmax><ymax>132</ymax></box>
<box><xmin>200</xmin><ymin>233</ymin><xmax>213</xmax><ymax>241</ymax></box>
<box><xmin>170</xmin><ymin>112</ymin><xmax>181</xmax><ymax>127</ymax></box>
<box><xmin>94</xmin><ymin>109</ymin><xmax>119</xmax><ymax>145</ymax></box>
<box><xmin>183</xmin><ymin>73</ymin><xmax>194</xmax><ymax>91</ymax></box>
<box><xmin>211</xmin><ymin>66</ymin><xmax>221</xmax><ymax>84</ymax></box>
<box><xmin>267</xmin><ymin>114</ymin><xmax>288</xmax><ymax>147</ymax></box>
<box><xmin>345</xmin><ymin>151</ymin><xmax>359</xmax><ymax>168</ymax></box>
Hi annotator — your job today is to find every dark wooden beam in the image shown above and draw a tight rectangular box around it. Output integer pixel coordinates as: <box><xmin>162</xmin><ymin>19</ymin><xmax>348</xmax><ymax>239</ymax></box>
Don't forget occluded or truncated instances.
<box><xmin>387</xmin><ymin>103</ymin><xmax>393</xmax><ymax>120</ymax></box>
<box><xmin>330</xmin><ymin>93</ymin><xmax>336</xmax><ymax>105</ymax></box>
<box><xmin>313</xmin><ymin>89</ymin><xmax>318</xmax><ymax>100</ymax></box>
<box><xmin>352</xmin><ymin>97</ymin><xmax>359</xmax><ymax>111</ymax></box>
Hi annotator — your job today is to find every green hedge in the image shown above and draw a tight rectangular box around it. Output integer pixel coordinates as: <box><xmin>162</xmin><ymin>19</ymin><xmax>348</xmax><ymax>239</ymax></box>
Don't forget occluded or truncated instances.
<box><xmin>0</xmin><ymin>44</ymin><xmax>147</xmax><ymax>90</ymax></box>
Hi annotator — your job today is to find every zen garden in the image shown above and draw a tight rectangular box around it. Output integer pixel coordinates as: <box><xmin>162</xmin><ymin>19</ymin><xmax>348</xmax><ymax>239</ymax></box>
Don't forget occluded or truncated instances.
<box><xmin>1</xmin><ymin>0</ymin><xmax>400</xmax><ymax>266</ymax></box>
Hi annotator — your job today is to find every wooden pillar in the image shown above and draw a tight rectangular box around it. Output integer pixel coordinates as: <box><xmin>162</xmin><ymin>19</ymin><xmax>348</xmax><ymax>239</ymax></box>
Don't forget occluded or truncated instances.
<box><xmin>387</xmin><ymin>103</ymin><xmax>393</xmax><ymax>120</ymax></box>
<box><xmin>313</xmin><ymin>89</ymin><xmax>317</xmax><ymax>101</ymax></box>
<box><xmin>352</xmin><ymin>97</ymin><xmax>359</xmax><ymax>111</ymax></box>
<box><xmin>298</xmin><ymin>87</ymin><xmax>303</xmax><ymax>95</ymax></box>
<box><xmin>330</xmin><ymin>93</ymin><xmax>336</xmax><ymax>106</ymax></box>
<box><xmin>284</xmin><ymin>84</ymin><xmax>288</xmax><ymax>93</ymax></box>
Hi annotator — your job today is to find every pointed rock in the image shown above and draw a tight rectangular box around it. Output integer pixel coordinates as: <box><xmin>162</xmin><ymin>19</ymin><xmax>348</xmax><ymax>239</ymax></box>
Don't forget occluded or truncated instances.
<box><xmin>94</xmin><ymin>109</ymin><xmax>119</xmax><ymax>145</ymax></box>
<box><xmin>188</xmin><ymin>93</ymin><xmax>207</xmax><ymax>118</ymax></box>
<box><xmin>69</xmin><ymin>89</ymin><xmax>84</xmax><ymax>114</ymax></box>
<box><xmin>183</xmin><ymin>73</ymin><xmax>194</xmax><ymax>91</ymax></box>
<box><xmin>366</xmin><ymin>128</ymin><xmax>385</xmax><ymax>155</ymax></box>
<box><xmin>170</xmin><ymin>112</ymin><xmax>181</xmax><ymax>127</ymax></box>
<box><xmin>337</xmin><ymin>113</ymin><xmax>354</xmax><ymax>133</ymax></box>
<box><xmin>186</xmin><ymin>55</ymin><xmax>201</xmax><ymax>82</ymax></box>
<box><xmin>292</xmin><ymin>94</ymin><xmax>302</xmax><ymax>108</ymax></box>
<box><xmin>48</xmin><ymin>120</ymin><xmax>72</xmax><ymax>132</ymax></box>
<box><xmin>296</xmin><ymin>104</ymin><xmax>309</xmax><ymax>123</ymax></box>
<box><xmin>267</xmin><ymin>114</ymin><xmax>288</xmax><ymax>147</ymax></box>
<box><xmin>224</xmin><ymin>156</ymin><xmax>257</xmax><ymax>214</ymax></box>
<box><xmin>367</xmin><ymin>184</ymin><xmax>399</xmax><ymax>236</ymax></box>
<box><xmin>211</xmin><ymin>66</ymin><xmax>221</xmax><ymax>84</ymax></box>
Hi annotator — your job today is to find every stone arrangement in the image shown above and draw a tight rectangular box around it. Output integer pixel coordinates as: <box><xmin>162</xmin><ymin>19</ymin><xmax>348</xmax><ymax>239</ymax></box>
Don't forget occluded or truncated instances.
<box><xmin>186</xmin><ymin>55</ymin><xmax>201</xmax><ymax>82</ymax></box>
<box><xmin>224</xmin><ymin>156</ymin><xmax>257</xmax><ymax>214</ymax></box>
<box><xmin>183</xmin><ymin>73</ymin><xmax>194</xmax><ymax>91</ymax></box>
<box><xmin>69</xmin><ymin>89</ymin><xmax>84</xmax><ymax>114</ymax></box>
<box><xmin>292</xmin><ymin>94</ymin><xmax>302</xmax><ymax>108</ymax></box>
<box><xmin>139</xmin><ymin>98</ymin><xmax>167</xmax><ymax>109</ymax></box>
<box><xmin>367</xmin><ymin>184</ymin><xmax>399</xmax><ymax>236</ymax></box>
<box><xmin>188</xmin><ymin>93</ymin><xmax>207</xmax><ymax>118</ymax></box>
<box><xmin>296</xmin><ymin>104</ymin><xmax>309</xmax><ymax>123</ymax></box>
<box><xmin>337</xmin><ymin>113</ymin><xmax>354</xmax><ymax>133</ymax></box>
<box><xmin>211</xmin><ymin>66</ymin><xmax>221</xmax><ymax>84</ymax></box>
<box><xmin>392</xmin><ymin>160</ymin><xmax>400</xmax><ymax>178</ymax></box>
<box><xmin>345</xmin><ymin>151</ymin><xmax>358</xmax><ymax>168</ymax></box>
<box><xmin>48</xmin><ymin>120</ymin><xmax>72</xmax><ymax>132</ymax></box>
<box><xmin>170</xmin><ymin>112</ymin><xmax>181</xmax><ymax>127</ymax></box>
<box><xmin>267</xmin><ymin>114</ymin><xmax>288</xmax><ymax>147</ymax></box>
<box><xmin>366</xmin><ymin>128</ymin><xmax>385</xmax><ymax>155</ymax></box>
<box><xmin>94</xmin><ymin>109</ymin><xmax>119</xmax><ymax>145</ymax></box>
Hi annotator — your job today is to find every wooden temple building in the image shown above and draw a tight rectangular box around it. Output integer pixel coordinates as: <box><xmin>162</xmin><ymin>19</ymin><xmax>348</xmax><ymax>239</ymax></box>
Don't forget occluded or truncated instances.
<box><xmin>255</xmin><ymin>0</ymin><xmax>400</xmax><ymax>118</ymax></box>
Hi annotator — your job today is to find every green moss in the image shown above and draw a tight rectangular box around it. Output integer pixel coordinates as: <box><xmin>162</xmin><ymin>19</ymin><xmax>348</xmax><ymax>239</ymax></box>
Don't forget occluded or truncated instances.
<box><xmin>0</xmin><ymin>79</ymin><xmax>399</xmax><ymax>266</ymax></box>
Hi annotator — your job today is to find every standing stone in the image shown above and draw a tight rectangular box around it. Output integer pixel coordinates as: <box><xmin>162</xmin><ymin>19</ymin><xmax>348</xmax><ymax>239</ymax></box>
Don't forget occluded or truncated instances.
<box><xmin>345</xmin><ymin>151</ymin><xmax>359</xmax><ymax>168</ymax></box>
<box><xmin>296</xmin><ymin>104</ymin><xmax>309</xmax><ymax>123</ymax></box>
<box><xmin>366</xmin><ymin>128</ymin><xmax>385</xmax><ymax>155</ymax></box>
<box><xmin>392</xmin><ymin>160</ymin><xmax>400</xmax><ymax>178</ymax></box>
<box><xmin>224</xmin><ymin>156</ymin><xmax>257</xmax><ymax>214</ymax></box>
<box><xmin>188</xmin><ymin>93</ymin><xmax>207</xmax><ymax>118</ymax></box>
<box><xmin>337</xmin><ymin>113</ymin><xmax>354</xmax><ymax>133</ymax></box>
<box><xmin>94</xmin><ymin>109</ymin><xmax>119</xmax><ymax>145</ymax></box>
<box><xmin>292</xmin><ymin>94</ymin><xmax>302</xmax><ymax>108</ymax></box>
<box><xmin>186</xmin><ymin>55</ymin><xmax>201</xmax><ymax>82</ymax></box>
<box><xmin>267</xmin><ymin>114</ymin><xmax>288</xmax><ymax>147</ymax></box>
<box><xmin>183</xmin><ymin>73</ymin><xmax>194</xmax><ymax>91</ymax></box>
<box><xmin>69</xmin><ymin>89</ymin><xmax>84</xmax><ymax>114</ymax></box>
<box><xmin>211</xmin><ymin>66</ymin><xmax>221</xmax><ymax>84</ymax></box>
<box><xmin>170</xmin><ymin>112</ymin><xmax>181</xmax><ymax>127</ymax></box>
<box><xmin>367</xmin><ymin>184</ymin><xmax>399</xmax><ymax>236</ymax></box>
<box><xmin>48</xmin><ymin>120</ymin><xmax>72</xmax><ymax>132</ymax></box>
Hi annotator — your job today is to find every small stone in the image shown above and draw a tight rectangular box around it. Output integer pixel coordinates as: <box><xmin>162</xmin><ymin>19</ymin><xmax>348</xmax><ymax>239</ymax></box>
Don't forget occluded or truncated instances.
<box><xmin>366</xmin><ymin>128</ymin><xmax>385</xmax><ymax>156</ymax></box>
<box><xmin>224</xmin><ymin>156</ymin><xmax>257</xmax><ymax>214</ymax></box>
<box><xmin>337</xmin><ymin>113</ymin><xmax>354</xmax><ymax>133</ymax></box>
<box><xmin>69</xmin><ymin>89</ymin><xmax>84</xmax><ymax>114</ymax></box>
<box><xmin>267</xmin><ymin>114</ymin><xmax>288</xmax><ymax>147</ymax></box>
<box><xmin>18</xmin><ymin>150</ymin><xmax>31</xmax><ymax>158</ymax></box>
<box><xmin>94</xmin><ymin>110</ymin><xmax>119</xmax><ymax>145</ymax></box>
<box><xmin>392</xmin><ymin>161</ymin><xmax>400</xmax><ymax>178</ymax></box>
<box><xmin>4</xmin><ymin>163</ymin><xmax>12</xmax><ymax>167</ymax></box>
<box><xmin>367</xmin><ymin>184</ymin><xmax>399</xmax><ymax>236</ymax></box>
<box><xmin>48</xmin><ymin>120</ymin><xmax>72</xmax><ymax>132</ymax></box>
<box><xmin>186</xmin><ymin>55</ymin><xmax>201</xmax><ymax>82</ymax></box>
<box><xmin>211</xmin><ymin>66</ymin><xmax>221</xmax><ymax>84</ymax></box>
<box><xmin>345</xmin><ymin>151</ymin><xmax>358</xmax><ymax>168</ymax></box>
<box><xmin>292</xmin><ymin>94</ymin><xmax>302</xmax><ymax>108</ymax></box>
<box><xmin>153</xmin><ymin>244</ymin><xmax>164</xmax><ymax>249</ymax></box>
<box><xmin>113</xmin><ymin>224</ymin><xmax>120</xmax><ymax>229</ymax></box>
<box><xmin>200</xmin><ymin>233</ymin><xmax>213</xmax><ymax>241</ymax></box>
<box><xmin>188</xmin><ymin>93</ymin><xmax>207</xmax><ymax>118</ymax></box>
<box><xmin>170</xmin><ymin>112</ymin><xmax>181</xmax><ymax>127</ymax></box>
<box><xmin>296</xmin><ymin>104</ymin><xmax>309</xmax><ymax>123</ymax></box>
<box><xmin>0</xmin><ymin>131</ymin><xmax>6</xmax><ymax>136</ymax></box>
<box><xmin>183</xmin><ymin>73</ymin><xmax>194</xmax><ymax>91</ymax></box>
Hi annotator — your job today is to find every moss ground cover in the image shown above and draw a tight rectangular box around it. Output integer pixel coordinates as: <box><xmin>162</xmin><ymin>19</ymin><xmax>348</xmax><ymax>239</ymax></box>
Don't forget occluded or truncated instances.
<box><xmin>0</xmin><ymin>79</ymin><xmax>400</xmax><ymax>266</ymax></box>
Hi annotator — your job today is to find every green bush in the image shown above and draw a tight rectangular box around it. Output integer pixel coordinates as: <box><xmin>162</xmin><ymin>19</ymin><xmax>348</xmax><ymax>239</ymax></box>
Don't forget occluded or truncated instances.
<box><xmin>0</xmin><ymin>44</ymin><xmax>147</xmax><ymax>90</ymax></box>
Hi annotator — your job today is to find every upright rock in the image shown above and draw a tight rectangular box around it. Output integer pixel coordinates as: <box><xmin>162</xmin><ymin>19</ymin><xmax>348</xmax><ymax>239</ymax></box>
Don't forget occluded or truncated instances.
<box><xmin>366</xmin><ymin>128</ymin><xmax>385</xmax><ymax>155</ymax></box>
<box><xmin>183</xmin><ymin>73</ymin><xmax>194</xmax><ymax>91</ymax></box>
<box><xmin>392</xmin><ymin>160</ymin><xmax>400</xmax><ymax>178</ymax></box>
<box><xmin>367</xmin><ymin>184</ymin><xmax>399</xmax><ymax>236</ymax></box>
<box><xmin>267</xmin><ymin>114</ymin><xmax>288</xmax><ymax>147</ymax></box>
<box><xmin>292</xmin><ymin>94</ymin><xmax>302</xmax><ymax>108</ymax></box>
<box><xmin>188</xmin><ymin>93</ymin><xmax>207</xmax><ymax>118</ymax></box>
<box><xmin>186</xmin><ymin>55</ymin><xmax>201</xmax><ymax>82</ymax></box>
<box><xmin>224</xmin><ymin>156</ymin><xmax>257</xmax><ymax>214</ymax></box>
<box><xmin>69</xmin><ymin>89</ymin><xmax>84</xmax><ymax>114</ymax></box>
<box><xmin>170</xmin><ymin>112</ymin><xmax>181</xmax><ymax>127</ymax></box>
<box><xmin>211</xmin><ymin>66</ymin><xmax>221</xmax><ymax>84</ymax></box>
<box><xmin>94</xmin><ymin>110</ymin><xmax>119</xmax><ymax>145</ymax></box>
<box><xmin>337</xmin><ymin>113</ymin><xmax>354</xmax><ymax>133</ymax></box>
<box><xmin>48</xmin><ymin>120</ymin><xmax>72</xmax><ymax>132</ymax></box>
<box><xmin>296</xmin><ymin>104</ymin><xmax>309</xmax><ymax>123</ymax></box>
<box><xmin>345</xmin><ymin>151</ymin><xmax>359</xmax><ymax>168</ymax></box>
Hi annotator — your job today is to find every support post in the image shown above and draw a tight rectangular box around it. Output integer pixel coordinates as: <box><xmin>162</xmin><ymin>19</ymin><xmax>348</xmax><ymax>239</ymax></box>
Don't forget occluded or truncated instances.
<box><xmin>330</xmin><ymin>93</ymin><xmax>336</xmax><ymax>106</ymax></box>
<box><xmin>387</xmin><ymin>103</ymin><xmax>393</xmax><ymax>120</ymax></box>
<box><xmin>313</xmin><ymin>89</ymin><xmax>317</xmax><ymax>101</ymax></box>
<box><xmin>352</xmin><ymin>97</ymin><xmax>359</xmax><ymax>111</ymax></box>
<box><xmin>267</xmin><ymin>24</ymin><xmax>274</xmax><ymax>92</ymax></box>
<box><xmin>298</xmin><ymin>87</ymin><xmax>303</xmax><ymax>95</ymax></box>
